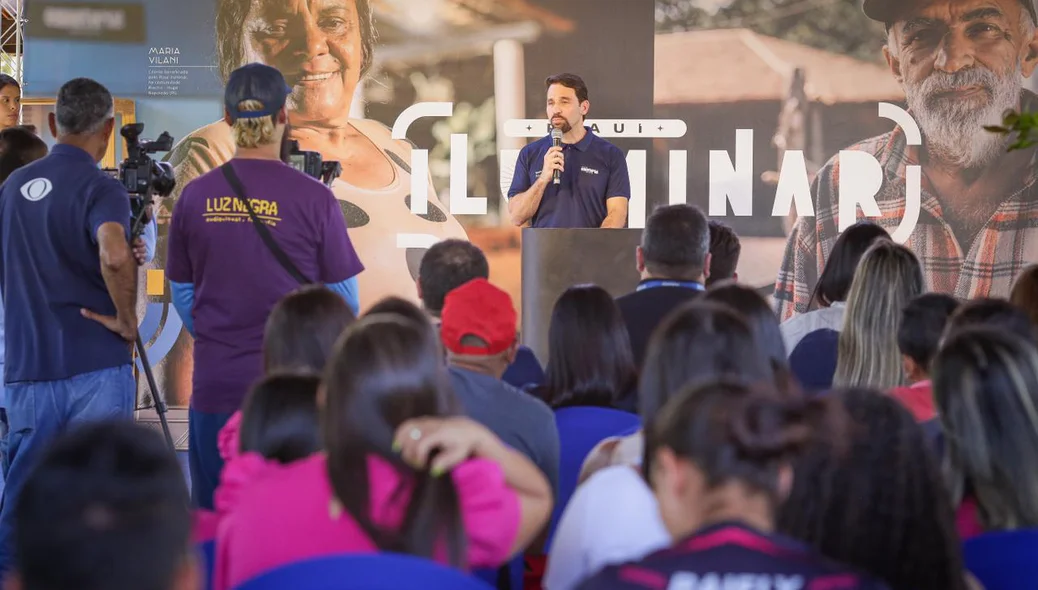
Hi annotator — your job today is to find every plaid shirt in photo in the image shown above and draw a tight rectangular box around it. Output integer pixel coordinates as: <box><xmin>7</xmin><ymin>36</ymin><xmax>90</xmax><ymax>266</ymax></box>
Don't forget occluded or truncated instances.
<box><xmin>774</xmin><ymin>91</ymin><xmax>1038</xmax><ymax>321</ymax></box>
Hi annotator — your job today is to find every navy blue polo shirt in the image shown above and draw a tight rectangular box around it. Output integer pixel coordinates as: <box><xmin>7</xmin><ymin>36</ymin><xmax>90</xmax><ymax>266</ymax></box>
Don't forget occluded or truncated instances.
<box><xmin>579</xmin><ymin>521</ymin><xmax>890</xmax><ymax>589</ymax></box>
<box><xmin>508</xmin><ymin>126</ymin><xmax>630</xmax><ymax>228</ymax></box>
<box><xmin>0</xmin><ymin>144</ymin><xmax>133</xmax><ymax>383</ymax></box>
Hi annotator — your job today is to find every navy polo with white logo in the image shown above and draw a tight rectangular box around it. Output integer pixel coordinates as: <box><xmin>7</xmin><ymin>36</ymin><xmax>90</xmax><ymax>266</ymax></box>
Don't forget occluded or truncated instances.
<box><xmin>508</xmin><ymin>126</ymin><xmax>631</xmax><ymax>228</ymax></box>
<box><xmin>0</xmin><ymin>144</ymin><xmax>133</xmax><ymax>383</ymax></box>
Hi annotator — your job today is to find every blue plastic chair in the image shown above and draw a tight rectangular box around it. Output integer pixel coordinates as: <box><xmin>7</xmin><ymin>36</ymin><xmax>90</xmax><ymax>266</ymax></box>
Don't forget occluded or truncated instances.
<box><xmin>198</xmin><ymin>540</ymin><xmax>216</xmax><ymax>590</ymax></box>
<box><xmin>546</xmin><ymin>406</ymin><xmax>640</xmax><ymax>551</ymax></box>
<box><xmin>233</xmin><ymin>553</ymin><xmax>496</xmax><ymax>590</ymax></box>
<box><xmin>964</xmin><ymin>529</ymin><xmax>1038</xmax><ymax>590</ymax></box>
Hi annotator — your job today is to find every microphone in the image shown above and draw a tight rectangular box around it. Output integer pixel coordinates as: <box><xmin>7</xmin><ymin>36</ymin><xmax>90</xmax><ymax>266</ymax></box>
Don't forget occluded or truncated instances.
<box><xmin>551</xmin><ymin>128</ymin><xmax>563</xmax><ymax>185</ymax></box>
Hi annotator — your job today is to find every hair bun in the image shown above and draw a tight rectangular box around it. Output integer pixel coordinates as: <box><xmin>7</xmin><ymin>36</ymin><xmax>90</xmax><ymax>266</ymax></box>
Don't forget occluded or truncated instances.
<box><xmin>730</xmin><ymin>393</ymin><xmax>815</xmax><ymax>459</ymax></box>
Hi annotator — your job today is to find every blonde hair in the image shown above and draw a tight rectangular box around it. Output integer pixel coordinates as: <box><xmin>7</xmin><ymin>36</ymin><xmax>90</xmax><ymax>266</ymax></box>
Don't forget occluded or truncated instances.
<box><xmin>1010</xmin><ymin>264</ymin><xmax>1038</xmax><ymax>328</ymax></box>
<box><xmin>833</xmin><ymin>240</ymin><xmax>924</xmax><ymax>389</ymax></box>
<box><xmin>231</xmin><ymin>100</ymin><xmax>279</xmax><ymax>148</ymax></box>
<box><xmin>933</xmin><ymin>327</ymin><xmax>1038</xmax><ymax>529</ymax></box>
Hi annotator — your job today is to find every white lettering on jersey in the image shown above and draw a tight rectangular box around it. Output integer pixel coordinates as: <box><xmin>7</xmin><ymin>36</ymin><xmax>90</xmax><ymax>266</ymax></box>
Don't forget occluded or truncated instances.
<box><xmin>667</xmin><ymin>572</ymin><xmax>805</xmax><ymax>590</ymax></box>
<box><xmin>19</xmin><ymin>178</ymin><xmax>52</xmax><ymax>202</ymax></box>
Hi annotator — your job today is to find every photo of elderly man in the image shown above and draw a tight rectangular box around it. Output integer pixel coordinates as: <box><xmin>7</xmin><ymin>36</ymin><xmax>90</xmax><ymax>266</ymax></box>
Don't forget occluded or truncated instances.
<box><xmin>775</xmin><ymin>0</ymin><xmax>1038</xmax><ymax>320</ymax></box>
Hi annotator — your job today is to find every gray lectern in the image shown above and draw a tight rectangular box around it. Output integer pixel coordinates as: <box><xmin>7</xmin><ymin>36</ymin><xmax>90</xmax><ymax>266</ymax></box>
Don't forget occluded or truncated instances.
<box><xmin>520</xmin><ymin>228</ymin><xmax>644</xmax><ymax>365</ymax></box>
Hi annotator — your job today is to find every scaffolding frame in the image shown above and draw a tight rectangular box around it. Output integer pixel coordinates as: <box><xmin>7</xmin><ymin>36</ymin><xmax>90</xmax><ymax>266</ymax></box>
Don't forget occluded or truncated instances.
<box><xmin>0</xmin><ymin>0</ymin><xmax>21</xmax><ymax>85</ymax></box>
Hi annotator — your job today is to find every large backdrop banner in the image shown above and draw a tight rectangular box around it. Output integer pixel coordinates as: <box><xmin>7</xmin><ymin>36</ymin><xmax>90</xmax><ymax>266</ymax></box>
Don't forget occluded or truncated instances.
<box><xmin>22</xmin><ymin>0</ymin><xmax>1038</xmax><ymax>410</ymax></box>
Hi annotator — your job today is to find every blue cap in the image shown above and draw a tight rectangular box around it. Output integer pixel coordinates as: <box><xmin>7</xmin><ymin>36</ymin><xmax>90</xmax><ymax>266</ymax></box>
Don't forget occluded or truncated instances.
<box><xmin>224</xmin><ymin>63</ymin><xmax>293</xmax><ymax>122</ymax></box>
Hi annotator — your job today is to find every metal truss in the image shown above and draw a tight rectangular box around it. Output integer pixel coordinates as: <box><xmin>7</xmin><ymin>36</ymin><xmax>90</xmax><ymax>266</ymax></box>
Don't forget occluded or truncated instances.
<box><xmin>0</xmin><ymin>0</ymin><xmax>22</xmax><ymax>84</ymax></box>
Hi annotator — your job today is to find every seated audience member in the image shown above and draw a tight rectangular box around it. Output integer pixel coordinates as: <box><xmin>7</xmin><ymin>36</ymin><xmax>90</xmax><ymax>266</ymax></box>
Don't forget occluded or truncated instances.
<box><xmin>417</xmin><ymin>239</ymin><xmax>545</xmax><ymax>388</ymax></box>
<box><xmin>9</xmin><ymin>421</ymin><xmax>198</xmax><ymax>590</ymax></box>
<box><xmin>889</xmin><ymin>293</ymin><xmax>960</xmax><ymax>422</ymax></box>
<box><xmin>367</xmin><ymin>296</ymin><xmax>436</xmax><ymax>327</ymax></box>
<box><xmin>615</xmin><ymin>204</ymin><xmax>709</xmax><ymax>370</ymax></box>
<box><xmin>214</xmin><ymin>285</ymin><xmax>355</xmax><ymax>464</ymax></box>
<box><xmin>1010</xmin><ymin>264</ymin><xmax>1038</xmax><ymax>328</ymax></box>
<box><xmin>235</xmin><ymin>374</ymin><xmax>321</xmax><ymax>463</ymax></box>
<box><xmin>705</xmin><ymin>220</ymin><xmax>740</xmax><ymax>286</ymax></box>
<box><xmin>580</xmin><ymin>381</ymin><xmax>889</xmax><ymax>590</ymax></box>
<box><xmin>214</xmin><ymin>313</ymin><xmax>552</xmax><ymax>590</ymax></box>
<box><xmin>933</xmin><ymin>328</ymin><xmax>1038</xmax><ymax>546</ymax></box>
<box><xmin>780</xmin><ymin>221</ymin><xmax>889</xmax><ymax>352</ymax></box>
<box><xmin>196</xmin><ymin>374</ymin><xmax>323</xmax><ymax>542</ymax></box>
<box><xmin>545</xmin><ymin>301</ymin><xmax>774</xmax><ymax>590</ymax></box>
<box><xmin>532</xmin><ymin>284</ymin><xmax>638</xmax><ymax>412</ymax></box>
<box><xmin>0</xmin><ymin>126</ymin><xmax>46</xmax><ymax>182</ymax></box>
<box><xmin>778</xmin><ymin>389</ymin><xmax>967</xmax><ymax>590</ymax></box>
<box><xmin>262</xmin><ymin>285</ymin><xmax>356</xmax><ymax>374</ymax></box>
<box><xmin>943</xmin><ymin>298</ymin><xmax>1038</xmax><ymax>344</ymax></box>
<box><xmin>440</xmin><ymin>279</ymin><xmax>560</xmax><ymax>497</ymax></box>
<box><xmin>526</xmin><ymin>285</ymin><xmax>641</xmax><ymax>551</ymax></box>
<box><xmin>833</xmin><ymin>240</ymin><xmax>924</xmax><ymax>390</ymax></box>
<box><xmin>705</xmin><ymin>282</ymin><xmax>788</xmax><ymax>375</ymax></box>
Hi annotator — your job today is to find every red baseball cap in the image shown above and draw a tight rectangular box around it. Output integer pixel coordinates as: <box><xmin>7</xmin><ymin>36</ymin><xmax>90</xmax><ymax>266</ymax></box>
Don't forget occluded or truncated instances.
<box><xmin>441</xmin><ymin>278</ymin><xmax>517</xmax><ymax>356</ymax></box>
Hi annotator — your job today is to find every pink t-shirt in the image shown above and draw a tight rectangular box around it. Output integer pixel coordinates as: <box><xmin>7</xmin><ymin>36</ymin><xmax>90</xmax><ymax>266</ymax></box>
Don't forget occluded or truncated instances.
<box><xmin>214</xmin><ymin>453</ymin><xmax>521</xmax><ymax>590</ymax></box>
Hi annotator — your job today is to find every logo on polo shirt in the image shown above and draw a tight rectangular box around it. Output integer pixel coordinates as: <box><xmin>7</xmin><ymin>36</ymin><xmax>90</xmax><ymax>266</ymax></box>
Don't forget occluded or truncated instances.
<box><xmin>580</xmin><ymin>166</ymin><xmax>599</xmax><ymax>175</ymax></box>
<box><xmin>20</xmin><ymin>178</ymin><xmax>52</xmax><ymax>202</ymax></box>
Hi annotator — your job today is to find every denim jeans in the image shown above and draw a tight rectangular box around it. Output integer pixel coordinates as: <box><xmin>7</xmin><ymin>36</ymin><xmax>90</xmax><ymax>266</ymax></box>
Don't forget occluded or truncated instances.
<box><xmin>0</xmin><ymin>364</ymin><xmax>135</xmax><ymax>576</ymax></box>
<box><xmin>188</xmin><ymin>408</ymin><xmax>233</xmax><ymax>511</ymax></box>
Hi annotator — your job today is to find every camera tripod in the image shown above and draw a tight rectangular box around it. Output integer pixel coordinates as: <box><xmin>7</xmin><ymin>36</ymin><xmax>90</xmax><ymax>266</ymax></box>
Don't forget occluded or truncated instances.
<box><xmin>131</xmin><ymin>207</ymin><xmax>175</xmax><ymax>453</ymax></box>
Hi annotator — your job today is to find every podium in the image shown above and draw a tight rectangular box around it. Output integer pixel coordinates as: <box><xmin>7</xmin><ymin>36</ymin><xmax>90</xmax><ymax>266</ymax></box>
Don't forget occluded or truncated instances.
<box><xmin>520</xmin><ymin>228</ymin><xmax>643</xmax><ymax>364</ymax></box>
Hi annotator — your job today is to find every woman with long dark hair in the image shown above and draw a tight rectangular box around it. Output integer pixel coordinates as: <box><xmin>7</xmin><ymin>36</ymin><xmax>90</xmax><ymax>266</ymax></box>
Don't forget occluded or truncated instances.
<box><xmin>213</xmin><ymin>314</ymin><xmax>552</xmax><ymax>590</ymax></box>
<box><xmin>705</xmin><ymin>282</ymin><xmax>789</xmax><ymax>377</ymax></box>
<box><xmin>778</xmin><ymin>388</ymin><xmax>966</xmax><ymax>590</ymax></box>
<box><xmin>534</xmin><ymin>285</ymin><xmax>637</xmax><ymax>411</ymax></box>
<box><xmin>545</xmin><ymin>301</ymin><xmax>775</xmax><ymax>590</ymax></box>
<box><xmin>933</xmin><ymin>328</ymin><xmax>1038</xmax><ymax>534</ymax></box>
<box><xmin>584</xmin><ymin>380</ymin><xmax>887</xmax><ymax>589</ymax></box>
<box><xmin>780</xmin><ymin>221</ymin><xmax>890</xmax><ymax>352</ymax></box>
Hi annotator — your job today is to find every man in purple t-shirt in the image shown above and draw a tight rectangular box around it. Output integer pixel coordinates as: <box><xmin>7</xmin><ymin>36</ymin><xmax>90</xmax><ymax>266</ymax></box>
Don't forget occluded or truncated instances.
<box><xmin>166</xmin><ymin>63</ymin><xmax>363</xmax><ymax>509</ymax></box>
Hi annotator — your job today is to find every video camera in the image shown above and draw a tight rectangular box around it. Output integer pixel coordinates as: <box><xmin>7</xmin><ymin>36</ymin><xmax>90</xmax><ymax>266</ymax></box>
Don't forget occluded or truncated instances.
<box><xmin>116</xmin><ymin>123</ymin><xmax>176</xmax><ymax>237</ymax></box>
<box><xmin>284</xmin><ymin>140</ymin><xmax>342</xmax><ymax>188</ymax></box>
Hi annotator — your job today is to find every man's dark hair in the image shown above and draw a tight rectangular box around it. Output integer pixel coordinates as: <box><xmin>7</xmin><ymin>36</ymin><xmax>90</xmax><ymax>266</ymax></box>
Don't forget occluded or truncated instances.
<box><xmin>897</xmin><ymin>293</ymin><xmax>961</xmax><ymax>370</ymax></box>
<box><xmin>0</xmin><ymin>126</ymin><xmax>46</xmax><ymax>183</ymax></box>
<box><xmin>707</xmin><ymin>221</ymin><xmax>740</xmax><ymax>286</ymax></box>
<box><xmin>13</xmin><ymin>421</ymin><xmax>191</xmax><ymax>590</ymax></box>
<box><xmin>417</xmin><ymin>239</ymin><xmax>489</xmax><ymax>315</ymax></box>
<box><xmin>944</xmin><ymin>298</ymin><xmax>1038</xmax><ymax>344</ymax></box>
<box><xmin>640</xmin><ymin>204</ymin><xmax>710</xmax><ymax>280</ymax></box>
<box><xmin>55</xmin><ymin>78</ymin><xmax>113</xmax><ymax>136</ymax></box>
<box><xmin>545</xmin><ymin>73</ymin><xmax>589</xmax><ymax>104</ymax></box>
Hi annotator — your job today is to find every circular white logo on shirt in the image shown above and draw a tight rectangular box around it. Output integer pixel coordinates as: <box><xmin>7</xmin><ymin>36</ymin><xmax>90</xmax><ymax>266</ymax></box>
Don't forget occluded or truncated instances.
<box><xmin>19</xmin><ymin>178</ymin><xmax>52</xmax><ymax>202</ymax></box>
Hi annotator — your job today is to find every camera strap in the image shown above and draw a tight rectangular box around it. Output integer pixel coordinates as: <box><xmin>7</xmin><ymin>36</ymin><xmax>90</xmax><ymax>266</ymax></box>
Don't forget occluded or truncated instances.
<box><xmin>219</xmin><ymin>162</ymin><xmax>313</xmax><ymax>285</ymax></box>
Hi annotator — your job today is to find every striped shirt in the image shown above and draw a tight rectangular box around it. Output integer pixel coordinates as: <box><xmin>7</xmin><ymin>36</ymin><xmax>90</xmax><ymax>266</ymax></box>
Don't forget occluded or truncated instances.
<box><xmin>775</xmin><ymin>91</ymin><xmax>1038</xmax><ymax>321</ymax></box>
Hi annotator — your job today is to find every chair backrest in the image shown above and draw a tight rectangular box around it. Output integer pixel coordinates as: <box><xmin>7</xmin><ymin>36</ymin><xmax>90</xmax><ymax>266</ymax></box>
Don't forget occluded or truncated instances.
<box><xmin>547</xmin><ymin>406</ymin><xmax>641</xmax><ymax>550</ymax></box>
<box><xmin>789</xmin><ymin>328</ymin><xmax>839</xmax><ymax>393</ymax></box>
<box><xmin>963</xmin><ymin>529</ymin><xmax>1038</xmax><ymax>590</ymax></box>
<box><xmin>233</xmin><ymin>553</ymin><xmax>497</xmax><ymax>590</ymax></box>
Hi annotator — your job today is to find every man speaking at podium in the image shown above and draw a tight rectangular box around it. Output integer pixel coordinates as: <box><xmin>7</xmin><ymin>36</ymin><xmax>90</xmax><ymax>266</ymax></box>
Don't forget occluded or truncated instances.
<box><xmin>507</xmin><ymin>73</ymin><xmax>630</xmax><ymax>228</ymax></box>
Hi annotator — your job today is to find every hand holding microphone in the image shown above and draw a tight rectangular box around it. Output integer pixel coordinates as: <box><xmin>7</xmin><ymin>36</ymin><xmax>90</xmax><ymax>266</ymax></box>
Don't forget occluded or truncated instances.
<box><xmin>540</xmin><ymin>128</ymin><xmax>565</xmax><ymax>185</ymax></box>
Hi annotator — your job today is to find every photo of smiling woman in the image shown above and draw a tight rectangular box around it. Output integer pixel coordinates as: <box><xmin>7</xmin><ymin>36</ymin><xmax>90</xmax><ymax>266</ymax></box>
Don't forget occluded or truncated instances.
<box><xmin>167</xmin><ymin>0</ymin><xmax>468</xmax><ymax>311</ymax></box>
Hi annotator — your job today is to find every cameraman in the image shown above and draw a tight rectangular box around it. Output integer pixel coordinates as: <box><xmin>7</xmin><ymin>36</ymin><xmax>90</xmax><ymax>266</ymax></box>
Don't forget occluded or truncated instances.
<box><xmin>166</xmin><ymin>63</ymin><xmax>364</xmax><ymax>510</ymax></box>
<box><xmin>0</xmin><ymin>127</ymin><xmax>155</xmax><ymax>502</ymax></box>
<box><xmin>0</xmin><ymin>78</ymin><xmax>142</xmax><ymax>573</ymax></box>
